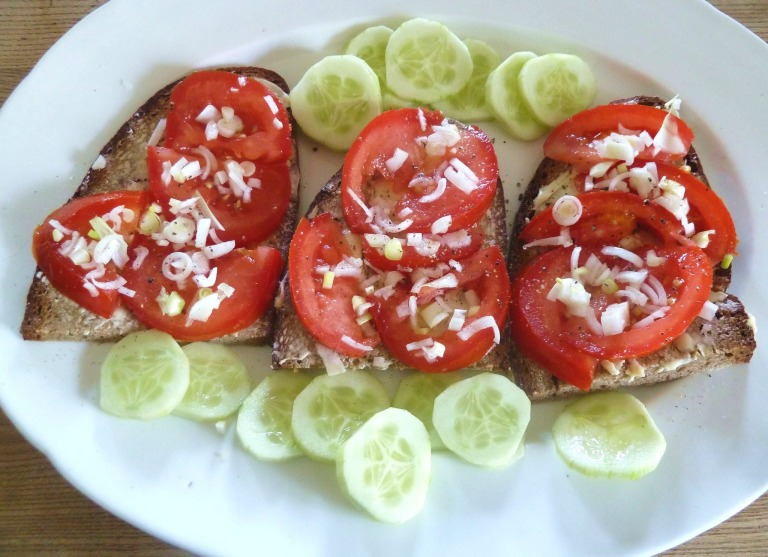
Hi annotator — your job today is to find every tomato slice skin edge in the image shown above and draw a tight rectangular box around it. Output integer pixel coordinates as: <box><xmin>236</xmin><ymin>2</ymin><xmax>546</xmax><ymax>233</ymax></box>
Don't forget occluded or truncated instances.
<box><xmin>32</xmin><ymin>190</ymin><xmax>152</xmax><ymax>319</ymax></box>
<box><xmin>371</xmin><ymin>246</ymin><xmax>510</xmax><ymax>373</ymax></box>
<box><xmin>543</xmin><ymin>103</ymin><xmax>695</xmax><ymax>168</ymax></box>
<box><xmin>288</xmin><ymin>213</ymin><xmax>380</xmax><ymax>357</ymax></box>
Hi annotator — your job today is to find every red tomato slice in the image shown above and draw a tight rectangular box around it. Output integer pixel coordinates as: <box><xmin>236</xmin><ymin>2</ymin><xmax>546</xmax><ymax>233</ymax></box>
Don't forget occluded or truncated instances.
<box><xmin>147</xmin><ymin>146</ymin><xmax>292</xmax><ymax>246</ymax></box>
<box><xmin>653</xmin><ymin>162</ymin><xmax>738</xmax><ymax>263</ymax></box>
<box><xmin>509</xmin><ymin>244</ymin><xmax>713</xmax><ymax>390</ymax></box>
<box><xmin>370</xmin><ymin>246</ymin><xmax>510</xmax><ymax>373</ymax></box>
<box><xmin>288</xmin><ymin>213</ymin><xmax>380</xmax><ymax>357</ymax></box>
<box><xmin>32</xmin><ymin>190</ymin><xmax>151</xmax><ymax>318</ymax></box>
<box><xmin>121</xmin><ymin>236</ymin><xmax>283</xmax><ymax>342</ymax></box>
<box><xmin>543</xmin><ymin>104</ymin><xmax>695</xmax><ymax>168</ymax></box>
<box><xmin>509</xmin><ymin>247</ymin><xmax>598</xmax><ymax>390</ymax></box>
<box><xmin>341</xmin><ymin>108</ymin><xmax>498</xmax><ymax>234</ymax></box>
<box><xmin>362</xmin><ymin>224</ymin><xmax>484</xmax><ymax>271</ymax></box>
<box><xmin>163</xmin><ymin>70</ymin><xmax>293</xmax><ymax>162</ymax></box>
<box><xmin>520</xmin><ymin>191</ymin><xmax>686</xmax><ymax>248</ymax></box>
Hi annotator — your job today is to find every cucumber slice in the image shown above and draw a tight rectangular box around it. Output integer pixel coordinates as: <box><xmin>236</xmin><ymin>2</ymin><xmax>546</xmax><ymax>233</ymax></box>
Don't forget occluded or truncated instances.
<box><xmin>236</xmin><ymin>370</ymin><xmax>313</xmax><ymax>462</ymax></box>
<box><xmin>100</xmin><ymin>330</ymin><xmax>189</xmax><ymax>420</ymax></box>
<box><xmin>337</xmin><ymin>407</ymin><xmax>431</xmax><ymax>523</ymax></box>
<box><xmin>345</xmin><ymin>25</ymin><xmax>393</xmax><ymax>86</ymax></box>
<box><xmin>432</xmin><ymin>39</ymin><xmax>501</xmax><ymax>121</ymax></box>
<box><xmin>486</xmin><ymin>51</ymin><xmax>550</xmax><ymax>141</ymax></box>
<box><xmin>552</xmin><ymin>391</ymin><xmax>666</xmax><ymax>479</ymax></box>
<box><xmin>172</xmin><ymin>343</ymin><xmax>250</xmax><ymax>421</ymax></box>
<box><xmin>385</xmin><ymin>18</ymin><xmax>473</xmax><ymax>104</ymax></box>
<box><xmin>291</xmin><ymin>370</ymin><xmax>390</xmax><ymax>462</ymax></box>
<box><xmin>393</xmin><ymin>372</ymin><xmax>462</xmax><ymax>450</ymax></box>
<box><xmin>433</xmin><ymin>372</ymin><xmax>531</xmax><ymax>468</ymax></box>
<box><xmin>289</xmin><ymin>54</ymin><xmax>382</xmax><ymax>151</ymax></box>
<box><xmin>518</xmin><ymin>52</ymin><xmax>597</xmax><ymax>127</ymax></box>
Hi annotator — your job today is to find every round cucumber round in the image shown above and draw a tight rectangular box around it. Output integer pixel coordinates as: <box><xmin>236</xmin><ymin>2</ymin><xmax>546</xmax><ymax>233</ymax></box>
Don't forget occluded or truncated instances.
<box><xmin>100</xmin><ymin>330</ymin><xmax>189</xmax><ymax>420</ymax></box>
<box><xmin>236</xmin><ymin>370</ymin><xmax>313</xmax><ymax>462</ymax></box>
<box><xmin>345</xmin><ymin>25</ymin><xmax>393</xmax><ymax>86</ymax></box>
<box><xmin>172</xmin><ymin>343</ymin><xmax>250</xmax><ymax>421</ymax></box>
<box><xmin>552</xmin><ymin>391</ymin><xmax>666</xmax><ymax>479</ymax></box>
<box><xmin>291</xmin><ymin>370</ymin><xmax>390</xmax><ymax>462</ymax></box>
<box><xmin>518</xmin><ymin>52</ymin><xmax>597</xmax><ymax>127</ymax></box>
<box><xmin>432</xmin><ymin>39</ymin><xmax>501</xmax><ymax>121</ymax></box>
<box><xmin>433</xmin><ymin>372</ymin><xmax>531</xmax><ymax>468</ymax></box>
<box><xmin>486</xmin><ymin>51</ymin><xmax>550</xmax><ymax>141</ymax></box>
<box><xmin>289</xmin><ymin>54</ymin><xmax>382</xmax><ymax>151</ymax></box>
<box><xmin>392</xmin><ymin>372</ymin><xmax>463</xmax><ymax>450</ymax></box>
<box><xmin>337</xmin><ymin>407</ymin><xmax>431</xmax><ymax>523</ymax></box>
<box><xmin>385</xmin><ymin>18</ymin><xmax>473</xmax><ymax>104</ymax></box>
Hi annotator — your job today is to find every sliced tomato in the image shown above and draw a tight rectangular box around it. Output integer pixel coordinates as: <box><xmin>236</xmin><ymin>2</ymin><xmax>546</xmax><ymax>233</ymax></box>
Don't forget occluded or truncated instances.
<box><xmin>543</xmin><ymin>104</ymin><xmax>695</xmax><ymax>168</ymax></box>
<box><xmin>370</xmin><ymin>246</ymin><xmax>510</xmax><ymax>373</ymax></box>
<box><xmin>288</xmin><ymin>213</ymin><xmax>380</xmax><ymax>357</ymax></box>
<box><xmin>121</xmin><ymin>236</ymin><xmax>282</xmax><ymax>342</ymax></box>
<box><xmin>341</xmin><ymin>108</ymin><xmax>498</xmax><ymax>234</ymax></box>
<box><xmin>564</xmin><ymin>245</ymin><xmax>713</xmax><ymax>359</ymax></box>
<box><xmin>520</xmin><ymin>191</ymin><xmax>686</xmax><ymax>248</ymax></box>
<box><xmin>653</xmin><ymin>162</ymin><xmax>738</xmax><ymax>263</ymax></box>
<box><xmin>509</xmin><ymin>245</ymin><xmax>713</xmax><ymax>390</ymax></box>
<box><xmin>147</xmin><ymin>145</ymin><xmax>291</xmax><ymax>246</ymax></box>
<box><xmin>163</xmin><ymin>70</ymin><xmax>293</xmax><ymax>162</ymax></box>
<box><xmin>509</xmin><ymin>247</ymin><xmax>598</xmax><ymax>390</ymax></box>
<box><xmin>32</xmin><ymin>190</ymin><xmax>151</xmax><ymax>318</ymax></box>
<box><xmin>362</xmin><ymin>224</ymin><xmax>484</xmax><ymax>271</ymax></box>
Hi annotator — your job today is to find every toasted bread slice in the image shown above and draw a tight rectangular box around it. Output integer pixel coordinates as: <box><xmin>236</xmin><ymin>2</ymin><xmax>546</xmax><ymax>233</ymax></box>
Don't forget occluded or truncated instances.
<box><xmin>20</xmin><ymin>67</ymin><xmax>300</xmax><ymax>344</ymax></box>
<box><xmin>508</xmin><ymin>96</ymin><xmax>756</xmax><ymax>400</ymax></box>
<box><xmin>272</xmin><ymin>169</ymin><xmax>512</xmax><ymax>373</ymax></box>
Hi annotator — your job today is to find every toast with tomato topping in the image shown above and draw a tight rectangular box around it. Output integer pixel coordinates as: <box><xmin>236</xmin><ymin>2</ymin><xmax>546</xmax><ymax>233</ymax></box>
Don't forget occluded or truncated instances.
<box><xmin>508</xmin><ymin>96</ymin><xmax>756</xmax><ymax>400</ymax></box>
<box><xmin>21</xmin><ymin>67</ymin><xmax>300</xmax><ymax>344</ymax></box>
<box><xmin>272</xmin><ymin>108</ymin><xmax>513</xmax><ymax>374</ymax></box>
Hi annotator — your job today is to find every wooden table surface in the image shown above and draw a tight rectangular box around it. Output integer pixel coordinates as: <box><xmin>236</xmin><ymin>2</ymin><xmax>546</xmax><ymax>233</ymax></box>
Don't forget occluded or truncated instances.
<box><xmin>1</xmin><ymin>1</ymin><xmax>766</xmax><ymax>555</ymax></box>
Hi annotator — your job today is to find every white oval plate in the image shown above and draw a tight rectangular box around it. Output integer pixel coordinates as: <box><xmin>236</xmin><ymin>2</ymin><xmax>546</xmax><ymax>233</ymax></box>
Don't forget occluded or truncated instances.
<box><xmin>1</xmin><ymin>1</ymin><xmax>766</xmax><ymax>556</ymax></box>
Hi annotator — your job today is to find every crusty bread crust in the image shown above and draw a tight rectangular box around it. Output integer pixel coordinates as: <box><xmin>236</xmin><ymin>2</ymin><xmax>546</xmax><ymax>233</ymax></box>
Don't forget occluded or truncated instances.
<box><xmin>272</xmin><ymin>169</ymin><xmax>513</xmax><ymax>373</ymax></box>
<box><xmin>508</xmin><ymin>96</ymin><xmax>755</xmax><ymax>400</ymax></box>
<box><xmin>20</xmin><ymin>67</ymin><xmax>300</xmax><ymax>344</ymax></box>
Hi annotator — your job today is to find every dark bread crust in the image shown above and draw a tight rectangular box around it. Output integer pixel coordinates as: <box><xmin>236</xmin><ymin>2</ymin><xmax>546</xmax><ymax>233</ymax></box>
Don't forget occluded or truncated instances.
<box><xmin>20</xmin><ymin>67</ymin><xmax>300</xmax><ymax>344</ymax></box>
<box><xmin>508</xmin><ymin>96</ymin><xmax>755</xmax><ymax>400</ymax></box>
<box><xmin>272</xmin><ymin>168</ymin><xmax>512</xmax><ymax>373</ymax></box>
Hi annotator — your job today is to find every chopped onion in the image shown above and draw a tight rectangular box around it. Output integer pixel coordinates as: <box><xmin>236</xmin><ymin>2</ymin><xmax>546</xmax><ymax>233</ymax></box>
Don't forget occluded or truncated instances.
<box><xmin>601</xmin><ymin>302</ymin><xmax>630</xmax><ymax>336</ymax></box>
<box><xmin>193</xmin><ymin>266</ymin><xmax>218</xmax><ymax>288</ymax></box>
<box><xmin>431</xmin><ymin>215</ymin><xmax>452</xmax><ymax>234</ymax></box>
<box><xmin>698</xmin><ymin>300</ymin><xmax>719</xmax><ymax>321</ymax></box>
<box><xmin>406</xmin><ymin>338</ymin><xmax>434</xmax><ymax>351</ymax></box>
<box><xmin>632</xmin><ymin>306</ymin><xmax>671</xmax><ymax>328</ymax></box>
<box><xmin>552</xmin><ymin>195</ymin><xmax>583</xmax><ymax>226</ymax></box>
<box><xmin>131</xmin><ymin>245</ymin><xmax>149</xmax><ymax>270</ymax></box>
<box><xmin>457</xmin><ymin>315</ymin><xmax>501</xmax><ymax>344</ymax></box>
<box><xmin>203</xmin><ymin>240</ymin><xmax>235</xmax><ymax>259</ymax></box>
<box><xmin>385</xmin><ymin>147</ymin><xmax>409</xmax><ymax>173</ymax></box>
<box><xmin>162</xmin><ymin>252</ymin><xmax>193</xmax><ymax>281</ymax></box>
<box><xmin>419</xmin><ymin>177</ymin><xmax>447</xmax><ymax>203</ymax></box>
<box><xmin>341</xmin><ymin>335</ymin><xmax>374</xmax><ymax>352</ymax></box>
<box><xmin>147</xmin><ymin>118</ymin><xmax>166</xmax><ymax>147</ymax></box>
<box><xmin>601</xmin><ymin>245</ymin><xmax>645</xmax><ymax>268</ymax></box>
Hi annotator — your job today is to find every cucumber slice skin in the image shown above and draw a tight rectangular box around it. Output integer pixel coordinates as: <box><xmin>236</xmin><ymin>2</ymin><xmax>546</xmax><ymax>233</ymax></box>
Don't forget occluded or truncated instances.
<box><xmin>385</xmin><ymin>18</ymin><xmax>473</xmax><ymax>104</ymax></box>
<box><xmin>100</xmin><ymin>330</ymin><xmax>190</xmax><ymax>420</ymax></box>
<box><xmin>485</xmin><ymin>51</ymin><xmax>550</xmax><ymax>141</ymax></box>
<box><xmin>291</xmin><ymin>370</ymin><xmax>390</xmax><ymax>462</ymax></box>
<box><xmin>432</xmin><ymin>39</ymin><xmax>501</xmax><ymax>122</ymax></box>
<box><xmin>552</xmin><ymin>391</ymin><xmax>666</xmax><ymax>480</ymax></box>
<box><xmin>289</xmin><ymin>54</ymin><xmax>382</xmax><ymax>151</ymax></box>
<box><xmin>236</xmin><ymin>370</ymin><xmax>313</xmax><ymax>462</ymax></box>
<box><xmin>172</xmin><ymin>343</ymin><xmax>250</xmax><ymax>421</ymax></box>
<box><xmin>336</xmin><ymin>407</ymin><xmax>431</xmax><ymax>524</ymax></box>
<box><xmin>433</xmin><ymin>372</ymin><xmax>531</xmax><ymax>468</ymax></box>
<box><xmin>518</xmin><ymin>52</ymin><xmax>597</xmax><ymax>127</ymax></box>
<box><xmin>392</xmin><ymin>372</ymin><xmax>463</xmax><ymax>450</ymax></box>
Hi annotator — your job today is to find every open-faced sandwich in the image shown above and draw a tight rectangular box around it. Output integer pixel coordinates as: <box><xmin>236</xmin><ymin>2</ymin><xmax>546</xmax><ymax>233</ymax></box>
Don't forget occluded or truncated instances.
<box><xmin>20</xmin><ymin>67</ymin><xmax>299</xmax><ymax>343</ymax></box>
<box><xmin>272</xmin><ymin>107</ymin><xmax>512</xmax><ymax>375</ymax></box>
<box><xmin>507</xmin><ymin>96</ymin><xmax>756</xmax><ymax>399</ymax></box>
